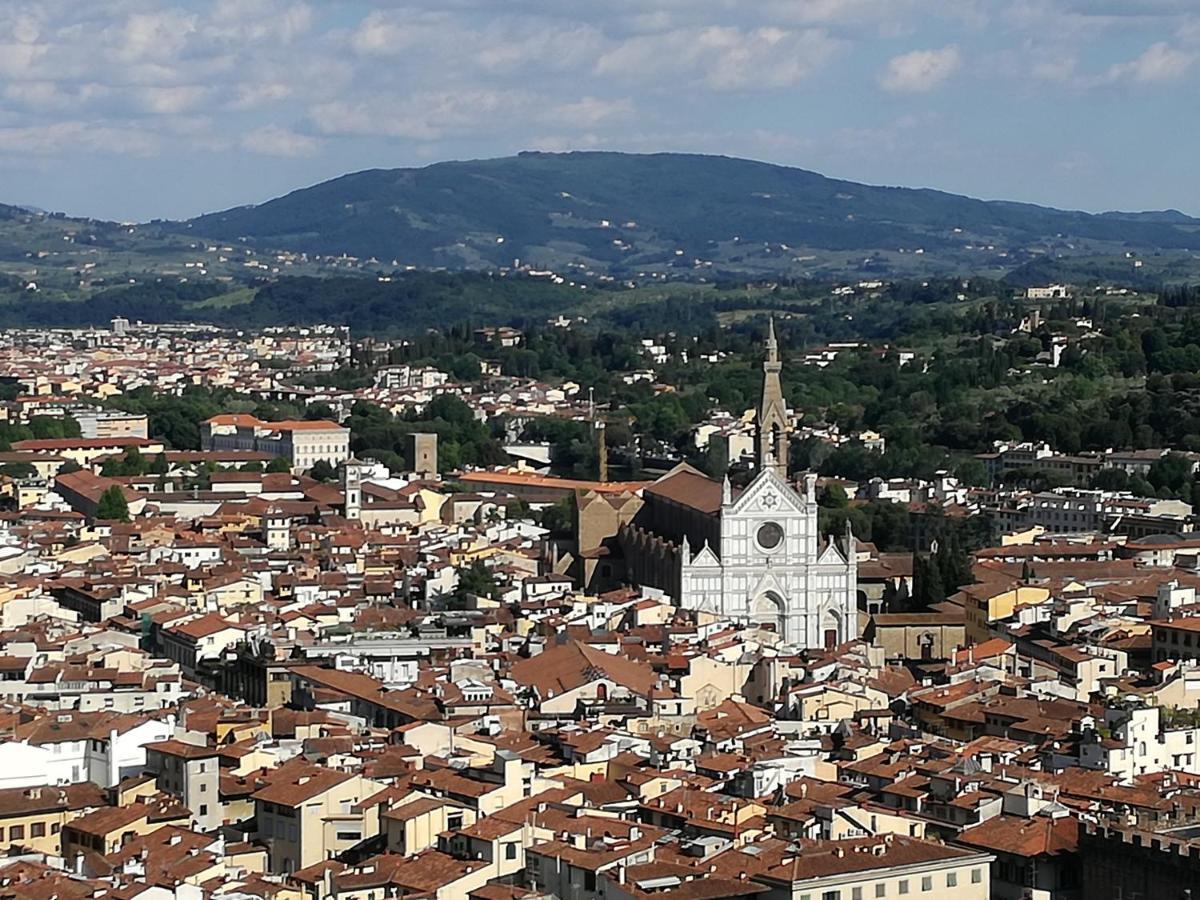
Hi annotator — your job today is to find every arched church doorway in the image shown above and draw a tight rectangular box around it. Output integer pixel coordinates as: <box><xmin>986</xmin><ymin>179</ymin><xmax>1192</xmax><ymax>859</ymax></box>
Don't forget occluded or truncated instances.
<box><xmin>822</xmin><ymin>608</ymin><xmax>842</xmax><ymax>650</ymax></box>
<box><xmin>751</xmin><ymin>592</ymin><xmax>786</xmax><ymax>635</ymax></box>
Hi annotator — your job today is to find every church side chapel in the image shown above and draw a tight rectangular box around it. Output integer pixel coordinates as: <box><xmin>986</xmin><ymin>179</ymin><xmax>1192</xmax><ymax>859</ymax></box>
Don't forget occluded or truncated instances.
<box><xmin>617</xmin><ymin>319</ymin><xmax>860</xmax><ymax>649</ymax></box>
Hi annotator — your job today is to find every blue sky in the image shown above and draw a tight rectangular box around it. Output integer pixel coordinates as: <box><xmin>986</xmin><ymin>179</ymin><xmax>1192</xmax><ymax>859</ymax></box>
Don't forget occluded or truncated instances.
<box><xmin>0</xmin><ymin>0</ymin><xmax>1196</xmax><ymax>221</ymax></box>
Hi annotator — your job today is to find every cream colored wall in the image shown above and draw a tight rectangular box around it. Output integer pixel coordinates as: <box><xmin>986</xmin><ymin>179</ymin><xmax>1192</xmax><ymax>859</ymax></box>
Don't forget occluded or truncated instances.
<box><xmin>680</xmin><ymin>655</ymin><xmax>752</xmax><ymax>712</ymax></box>
<box><xmin>477</xmin><ymin>771</ymin><xmax>526</xmax><ymax>817</ymax></box>
<box><xmin>875</xmin><ymin>624</ymin><xmax>965</xmax><ymax>661</ymax></box>
<box><xmin>417</xmin><ymin>488</ymin><xmax>447</xmax><ymax>524</ymax></box>
<box><xmin>295</xmin><ymin>775</ymin><xmax>386</xmax><ymax>869</ymax></box>
<box><xmin>0</xmin><ymin>809</ymin><xmax>76</xmax><ymax>854</ymax></box>
<box><xmin>782</xmin><ymin>859</ymin><xmax>989</xmax><ymax>900</ymax></box>
<box><xmin>794</xmin><ymin>685</ymin><xmax>881</xmax><ymax>723</ymax></box>
<box><xmin>404</xmin><ymin>808</ymin><xmax>446</xmax><ymax>855</ymax></box>
<box><xmin>634</xmin><ymin>603</ymin><xmax>674</xmax><ymax>626</ymax></box>
<box><xmin>384</xmin><ymin>803</ymin><xmax>478</xmax><ymax>855</ymax></box>
<box><xmin>967</xmin><ymin>586</ymin><xmax>1050</xmax><ymax>641</ymax></box>
<box><xmin>538</xmin><ymin>681</ymin><xmax>604</xmax><ymax>715</ymax></box>
<box><xmin>825</xmin><ymin>805</ymin><xmax>926</xmax><ymax>840</ymax></box>
<box><xmin>207</xmin><ymin>580</ymin><xmax>264</xmax><ymax>611</ymax></box>
<box><xmin>401</xmin><ymin>724</ymin><xmax>494</xmax><ymax>762</ymax></box>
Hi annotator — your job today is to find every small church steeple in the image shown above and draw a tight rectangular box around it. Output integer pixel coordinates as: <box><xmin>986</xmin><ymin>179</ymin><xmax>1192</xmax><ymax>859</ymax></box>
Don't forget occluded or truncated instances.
<box><xmin>756</xmin><ymin>316</ymin><xmax>789</xmax><ymax>481</ymax></box>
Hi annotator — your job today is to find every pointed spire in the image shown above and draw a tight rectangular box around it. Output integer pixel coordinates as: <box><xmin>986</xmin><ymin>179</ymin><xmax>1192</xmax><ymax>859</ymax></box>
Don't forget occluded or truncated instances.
<box><xmin>681</xmin><ymin>533</ymin><xmax>691</xmax><ymax>560</ymax></box>
<box><xmin>757</xmin><ymin>315</ymin><xmax>788</xmax><ymax>481</ymax></box>
<box><xmin>722</xmin><ymin>473</ymin><xmax>732</xmax><ymax>506</ymax></box>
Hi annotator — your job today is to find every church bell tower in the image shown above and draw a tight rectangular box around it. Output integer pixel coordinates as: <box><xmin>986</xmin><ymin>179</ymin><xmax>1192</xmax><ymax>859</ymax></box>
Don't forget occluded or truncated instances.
<box><xmin>756</xmin><ymin>317</ymin><xmax>789</xmax><ymax>481</ymax></box>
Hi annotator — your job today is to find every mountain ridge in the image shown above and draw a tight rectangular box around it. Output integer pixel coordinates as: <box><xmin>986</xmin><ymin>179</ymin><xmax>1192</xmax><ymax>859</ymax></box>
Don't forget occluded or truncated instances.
<box><xmin>178</xmin><ymin>150</ymin><xmax>1200</xmax><ymax>278</ymax></box>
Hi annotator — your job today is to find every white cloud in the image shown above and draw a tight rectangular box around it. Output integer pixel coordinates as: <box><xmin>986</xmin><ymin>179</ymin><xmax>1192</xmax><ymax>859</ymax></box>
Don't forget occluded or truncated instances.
<box><xmin>209</xmin><ymin>0</ymin><xmax>312</xmax><ymax>44</ymax></box>
<box><xmin>0</xmin><ymin>0</ymin><xmax>1197</xmax><ymax>219</ymax></box>
<box><xmin>241</xmin><ymin>124</ymin><xmax>320</xmax><ymax>157</ymax></box>
<box><xmin>109</xmin><ymin>10</ymin><xmax>198</xmax><ymax>65</ymax></box>
<box><xmin>880</xmin><ymin>44</ymin><xmax>962</xmax><ymax>92</ymax></box>
<box><xmin>310</xmin><ymin>90</ymin><xmax>533</xmax><ymax>141</ymax></box>
<box><xmin>554</xmin><ymin>97</ymin><xmax>634</xmax><ymax>127</ymax></box>
<box><xmin>597</xmin><ymin>25</ymin><xmax>838</xmax><ymax>89</ymax></box>
<box><xmin>228</xmin><ymin>82</ymin><xmax>294</xmax><ymax>110</ymax></box>
<box><xmin>0</xmin><ymin>121</ymin><xmax>159</xmax><ymax>157</ymax></box>
<box><xmin>2</xmin><ymin>80</ymin><xmax>109</xmax><ymax>110</ymax></box>
<box><xmin>1106</xmin><ymin>41</ymin><xmax>1194</xmax><ymax>82</ymax></box>
<box><xmin>1031</xmin><ymin>55</ymin><xmax>1078</xmax><ymax>83</ymax></box>
<box><xmin>350</xmin><ymin>10</ymin><xmax>417</xmax><ymax>55</ymax></box>
<box><xmin>137</xmin><ymin>85</ymin><xmax>210</xmax><ymax>115</ymax></box>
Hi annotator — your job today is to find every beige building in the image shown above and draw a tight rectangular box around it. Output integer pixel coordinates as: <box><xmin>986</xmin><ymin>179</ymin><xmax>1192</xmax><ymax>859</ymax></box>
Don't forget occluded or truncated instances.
<box><xmin>756</xmin><ymin>835</ymin><xmax>993</xmax><ymax>900</ymax></box>
<box><xmin>252</xmin><ymin>761</ymin><xmax>385</xmax><ymax>874</ymax></box>
<box><xmin>868</xmin><ymin>604</ymin><xmax>967</xmax><ymax>663</ymax></box>
<box><xmin>0</xmin><ymin>783</ymin><xmax>106</xmax><ymax>854</ymax></box>
<box><xmin>13</xmin><ymin>436</ymin><xmax>164</xmax><ymax>468</ymax></box>
<box><xmin>201</xmin><ymin>414</ymin><xmax>349</xmax><ymax>472</ymax></box>
<box><xmin>62</xmin><ymin>799</ymin><xmax>191</xmax><ymax>857</ymax></box>
<box><xmin>958</xmin><ymin>582</ymin><xmax>1051</xmax><ymax>643</ymax></box>
<box><xmin>383</xmin><ymin>796</ymin><xmax>474</xmax><ymax>856</ymax></box>
<box><xmin>74</xmin><ymin>410</ymin><xmax>149</xmax><ymax>440</ymax></box>
<box><xmin>679</xmin><ymin>653</ymin><xmax>754</xmax><ymax>712</ymax></box>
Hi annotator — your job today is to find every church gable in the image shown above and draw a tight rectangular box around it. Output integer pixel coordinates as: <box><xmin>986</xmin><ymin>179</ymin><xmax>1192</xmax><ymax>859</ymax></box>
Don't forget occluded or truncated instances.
<box><xmin>818</xmin><ymin>539</ymin><xmax>848</xmax><ymax>566</ymax></box>
<box><xmin>748</xmin><ymin>570</ymin><xmax>788</xmax><ymax>600</ymax></box>
<box><xmin>727</xmin><ymin>468</ymin><xmax>807</xmax><ymax>517</ymax></box>
<box><xmin>686</xmin><ymin>543</ymin><xmax>722</xmax><ymax>569</ymax></box>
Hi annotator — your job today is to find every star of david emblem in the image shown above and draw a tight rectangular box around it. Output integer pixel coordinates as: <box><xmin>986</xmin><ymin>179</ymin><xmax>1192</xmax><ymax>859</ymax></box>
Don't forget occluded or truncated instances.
<box><xmin>761</xmin><ymin>492</ymin><xmax>779</xmax><ymax>509</ymax></box>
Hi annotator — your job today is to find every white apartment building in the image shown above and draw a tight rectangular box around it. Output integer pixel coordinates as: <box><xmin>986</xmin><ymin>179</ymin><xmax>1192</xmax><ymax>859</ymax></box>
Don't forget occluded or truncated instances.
<box><xmin>1081</xmin><ymin>705</ymin><xmax>1200</xmax><ymax>779</ymax></box>
<box><xmin>201</xmin><ymin>414</ymin><xmax>350</xmax><ymax>472</ymax></box>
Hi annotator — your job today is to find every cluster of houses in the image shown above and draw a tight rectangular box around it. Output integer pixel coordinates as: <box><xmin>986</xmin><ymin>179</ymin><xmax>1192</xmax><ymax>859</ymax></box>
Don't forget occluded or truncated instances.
<box><xmin>0</xmin><ymin>321</ymin><xmax>1197</xmax><ymax>898</ymax></box>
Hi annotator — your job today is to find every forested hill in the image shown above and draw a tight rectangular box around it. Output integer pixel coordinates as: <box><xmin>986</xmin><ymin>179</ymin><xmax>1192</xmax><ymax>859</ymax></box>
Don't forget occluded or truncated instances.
<box><xmin>184</xmin><ymin>151</ymin><xmax>1200</xmax><ymax>278</ymax></box>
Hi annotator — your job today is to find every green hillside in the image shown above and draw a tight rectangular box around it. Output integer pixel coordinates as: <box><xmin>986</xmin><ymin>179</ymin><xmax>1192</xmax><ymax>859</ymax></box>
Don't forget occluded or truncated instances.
<box><xmin>185</xmin><ymin>151</ymin><xmax>1200</xmax><ymax>278</ymax></box>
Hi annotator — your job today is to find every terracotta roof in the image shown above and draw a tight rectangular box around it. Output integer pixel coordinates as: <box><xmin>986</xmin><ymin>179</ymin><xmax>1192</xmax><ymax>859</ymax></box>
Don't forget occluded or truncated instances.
<box><xmin>205</xmin><ymin>414</ymin><xmax>343</xmax><ymax>432</ymax></box>
<box><xmin>144</xmin><ymin>739</ymin><xmax>220</xmax><ymax>760</ymax></box>
<box><xmin>954</xmin><ymin>638</ymin><xmax>1014</xmax><ymax>664</ymax></box>
<box><xmin>644</xmin><ymin>469</ymin><xmax>726</xmax><ymax>514</ymax></box>
<box><xmin>381</xmin><ymin>796</ymin><xmax>446</xmax><ymax>821</ymax></box>
<box><xmin>0</xmin><ymin>783</ymin><xmax>105</xmax><ymax>818</ymax></box>
<box><xmin>169</xmin><ymin>613</ymin><xmax>242</xmax><ymax>639</ymax></box>
<box><xmin>509</xmin><ymin>641</ymin><xmax>656</xmax><ymax>696</ymax></box>
<box><xmin>15</xmin><ymin>438</ymin><xmax>159</xmax><ymax>450</ymax></box>
<box><xmin>250</xmin><ymin>763</ymin><xmax>353</xmax><ymax>807</ymax></box>
<box><xmin>458</xmin><ymin>469</ymin><xmax>648</xmax><ymax>495</ymax></box>
<box><xmin>956</xmin><ymin>813</ymin><xmax>1079</xmax><ymax>857</ymax></box>
<box><xmin>756</xmin><ymin>835</ymin><xmax>988</xmax><ymax>884</ymax></box>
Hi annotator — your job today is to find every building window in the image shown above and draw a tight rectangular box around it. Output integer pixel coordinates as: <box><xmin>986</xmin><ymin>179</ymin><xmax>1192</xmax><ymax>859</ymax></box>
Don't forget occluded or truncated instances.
<box><xmin>876</xmin><ymin>886</ymin><xmax>886</xmax><ymax>898</ymax></box>
<box><xmin>946</xmin><ymin>872</ymin><xmax>957</xmax><ymax>887</ymax></box>
<box><xmin>822</xmin><ymin>892</ymin><xmax>840</xmax><ymax>900</ymax></box>
<box><xmin>853</xmin><ymin>890</ymin><xmax>863</xmax><ymax>900</ymax></box>
<box><xmin>898</xmin><ymin>881</ymin><xmax>908</xmax><ymax>895</ymax></box>
<box><xmin>921</xmin><ymin>876</ymin><xmax>932</xmax><ymax>892</ymax></box>
<box><xmin>10</xmin><ymin>825</ymin><xmax>23</xmax><ymax>840</ymax></box>
<box><xmin>505</xmin><ymin>842</ymin><xmax>518</xmax><ymax>860</ymax></box>
<box><xmin>31</xmin><ymin>823</ymin><xmax>45</xmax><ymax>838</ymax></box>
<box><xmin>971</xmin><ymin>869</ymin><xmax>982</xmax><ymax>884</ymax></box>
